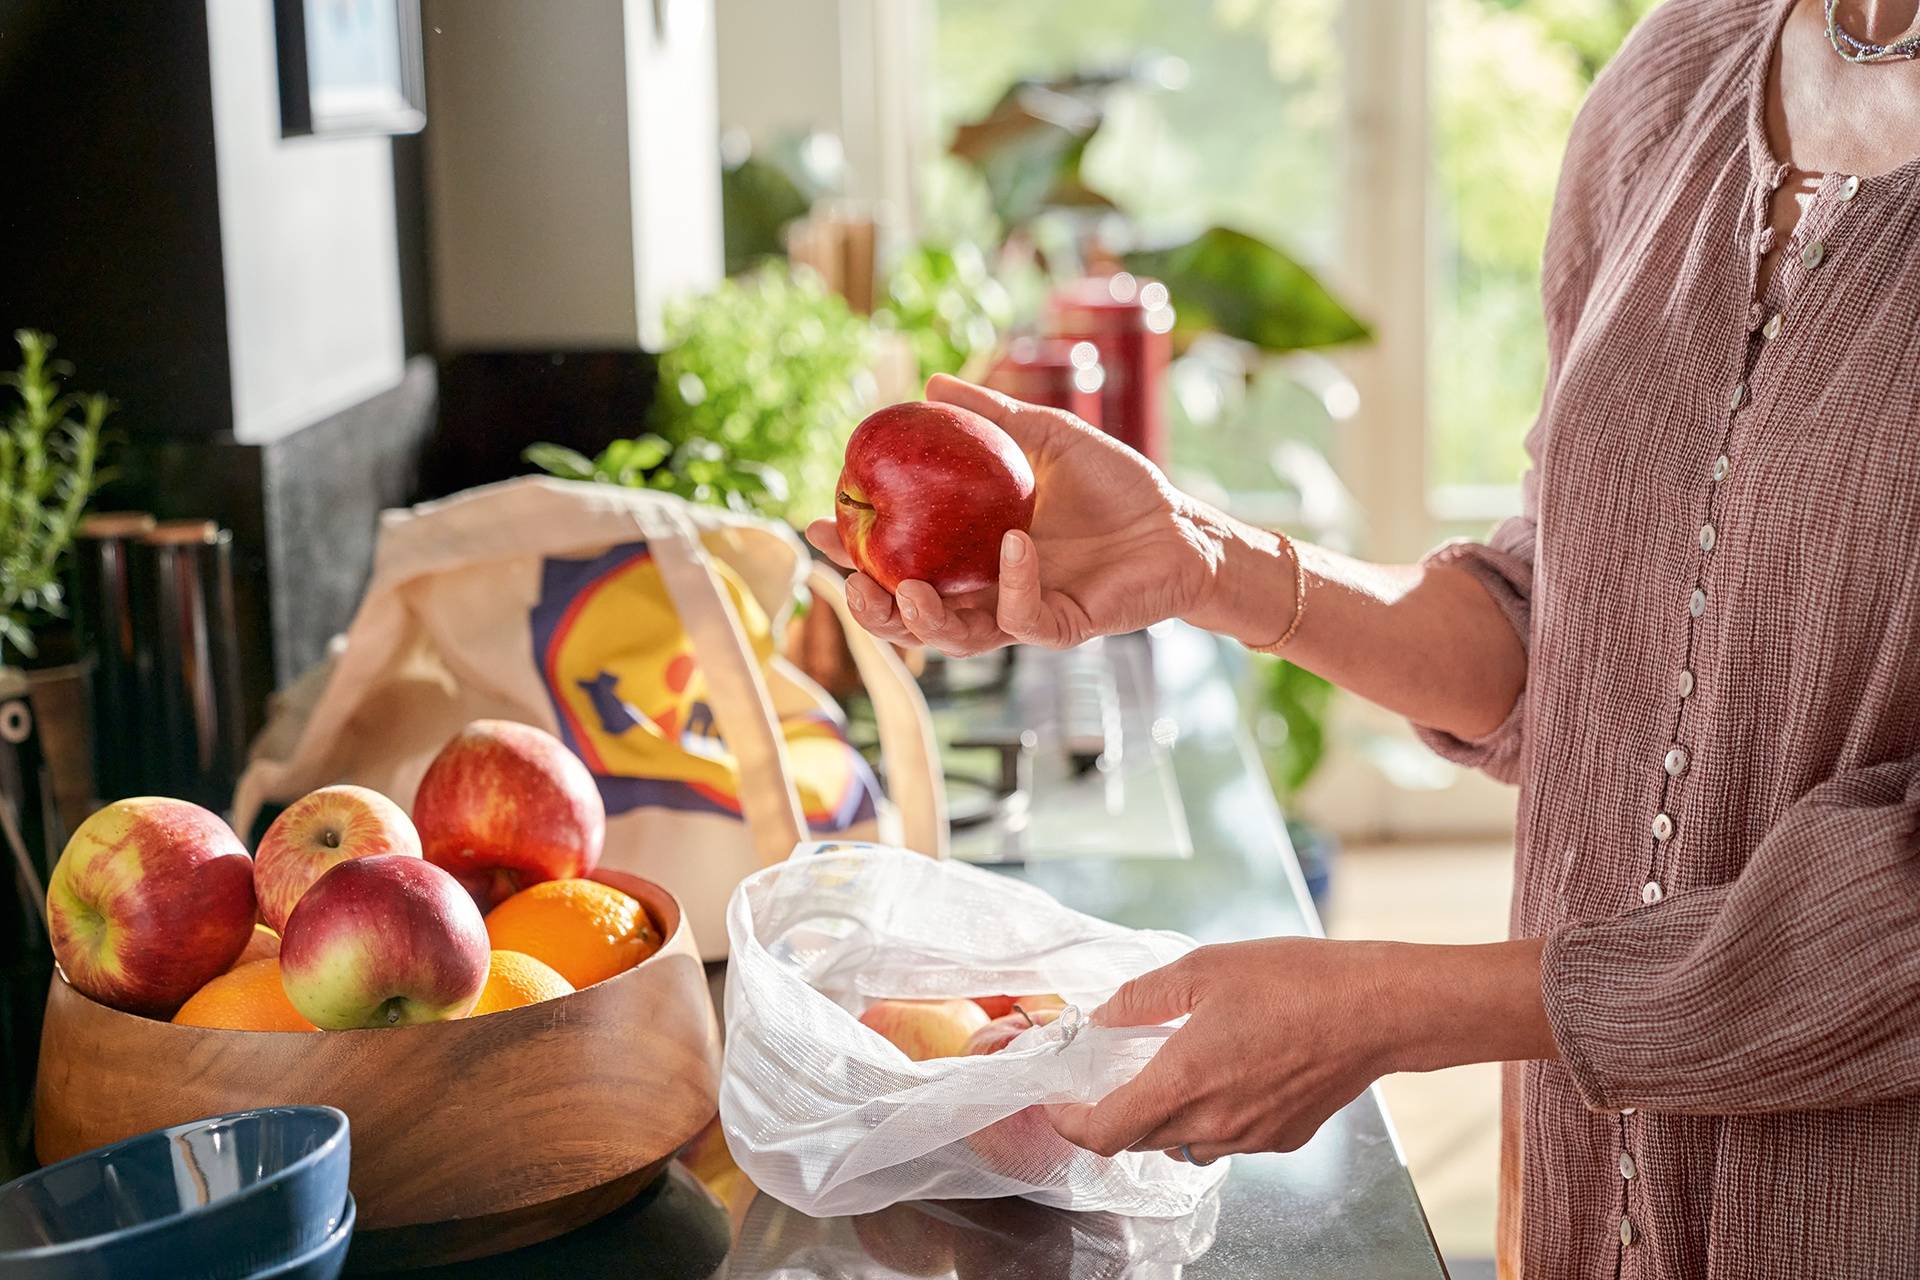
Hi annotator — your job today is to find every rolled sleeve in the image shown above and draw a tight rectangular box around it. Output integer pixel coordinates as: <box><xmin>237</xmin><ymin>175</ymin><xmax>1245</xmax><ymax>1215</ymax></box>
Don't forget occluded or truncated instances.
<box><xmin>1412</xmin><ymin>528</ymin><xmax>1535</xmax><ymax>785</ymax></box>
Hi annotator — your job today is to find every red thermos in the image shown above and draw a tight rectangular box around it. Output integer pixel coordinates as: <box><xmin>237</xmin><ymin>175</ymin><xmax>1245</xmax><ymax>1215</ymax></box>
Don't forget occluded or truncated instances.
<box><xmin>1046</xmin><ymin>273</ymin><xmax>1173</xmax><ymax>465</ymax></box>
<box><xmin>984</xmin><ymin>336</ymin><xmax>1106</xmax><ymax>425</ymax></box>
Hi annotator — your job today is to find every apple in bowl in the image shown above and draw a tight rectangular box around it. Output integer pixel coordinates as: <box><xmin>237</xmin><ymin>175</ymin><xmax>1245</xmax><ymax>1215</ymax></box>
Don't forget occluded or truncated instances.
<box><xmin>253</xmin><ymin>784</ymin><xmax>422</xmax><ymax>932</ymax></box>
<box><xmin>44</xmin><ymin>798</ymin><xmax>257</xmax><ymax>1018</ymax></box>
<box><xmin>834</xmin><ymin>401</ymin><xmax>1036</xmax><ymax>595</ymax></box>
<box><xmin>279</xmin><ymin>854</ymin><xmax>490</xmax><ymax>1029</ymax></box>
<box><xmin>414</xmin><ymin>720</ymin><xmax>605</xmax><ymax>910</ymax></box>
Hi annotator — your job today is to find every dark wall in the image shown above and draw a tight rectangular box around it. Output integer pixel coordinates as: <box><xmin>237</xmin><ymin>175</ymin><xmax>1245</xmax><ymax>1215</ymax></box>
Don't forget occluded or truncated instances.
<box><xmin>0</xmin><ymin>1</ymin><xmax>233</xmax><ymax>436</ymax></box>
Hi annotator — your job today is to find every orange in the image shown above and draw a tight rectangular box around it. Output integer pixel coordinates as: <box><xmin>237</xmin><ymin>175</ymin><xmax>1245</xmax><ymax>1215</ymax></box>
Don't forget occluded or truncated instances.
<box><xmin>468</xmin><ymin>949</ymin><xmax>574</xmax><ymax>1016</ymax></box>
<box><xmin>172</xmin><ymin>959</ymin><xmax>316</xmax><ymax>1032</ymax></box>
<box><xmin>484</xmin><ymin>879</ymin><xmax>660</xmax><ymax>989</ymax></box>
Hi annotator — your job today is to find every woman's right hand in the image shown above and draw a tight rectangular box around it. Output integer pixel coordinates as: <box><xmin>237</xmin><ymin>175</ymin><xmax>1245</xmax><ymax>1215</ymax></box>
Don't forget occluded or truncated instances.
<box><xmin>806</xmin><ymin>375</ymin><xmax>1249</xmax><ymax>658</ymax></box>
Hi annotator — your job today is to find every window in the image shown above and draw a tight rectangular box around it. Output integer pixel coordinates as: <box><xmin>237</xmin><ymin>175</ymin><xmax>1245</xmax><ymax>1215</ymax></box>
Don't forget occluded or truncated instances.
<box><xmin>1430</xmin><ymin>0</ymin><xmax>1660</xmax><ymax>509</ymax></box>
<box><xmin>930</xmin><ymin>0</ymin><xmax>1351</xmax><ymax>529</ymax></box>
<box><xmin>917</xmin><ymin>1</ymin><xmax>1658</xmax><ymax>541</ymax></box>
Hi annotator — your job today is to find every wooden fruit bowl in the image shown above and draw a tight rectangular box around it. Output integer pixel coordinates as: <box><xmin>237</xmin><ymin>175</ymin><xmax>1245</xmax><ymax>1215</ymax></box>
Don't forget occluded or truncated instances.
<box><xmin>33</xmin><ymin>869</ymin><xmax>721</xmax><ymax>1270</ymax></box>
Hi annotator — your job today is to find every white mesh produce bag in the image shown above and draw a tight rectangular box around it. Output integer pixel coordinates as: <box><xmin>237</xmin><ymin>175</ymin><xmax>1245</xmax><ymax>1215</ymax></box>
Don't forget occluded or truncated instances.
<box><xmin>720</xmin><ymin>841</ymin><xmax>1231</xmax><ymax>1218</ymax></box>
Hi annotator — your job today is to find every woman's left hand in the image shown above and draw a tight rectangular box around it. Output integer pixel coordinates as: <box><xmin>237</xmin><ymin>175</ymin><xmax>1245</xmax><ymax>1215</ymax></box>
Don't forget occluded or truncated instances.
<box><xmin>1046</xmin><ymin>936</ymin><xmax>1555</xmax><ymax>1164</ymax></box>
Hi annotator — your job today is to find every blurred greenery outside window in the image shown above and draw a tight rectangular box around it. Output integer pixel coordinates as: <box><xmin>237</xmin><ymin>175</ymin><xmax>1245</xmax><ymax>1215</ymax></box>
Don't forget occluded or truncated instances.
<box><xmin>933</xmin><ymin>0</ymin><xmax>1657</xmax><ymax>515</ymax></box>
<box><xmin>933</xmin><ymin>0</ymin><xmax>1348</xmax><ymax>526</ymax></box>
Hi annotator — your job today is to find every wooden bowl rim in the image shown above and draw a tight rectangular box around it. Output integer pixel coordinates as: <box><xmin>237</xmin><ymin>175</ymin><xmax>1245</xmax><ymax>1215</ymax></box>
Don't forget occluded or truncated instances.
<box><xmin>50</xmin><ymin>867</ymin><xmax>693</xmax><ymax>1039</ymax></box>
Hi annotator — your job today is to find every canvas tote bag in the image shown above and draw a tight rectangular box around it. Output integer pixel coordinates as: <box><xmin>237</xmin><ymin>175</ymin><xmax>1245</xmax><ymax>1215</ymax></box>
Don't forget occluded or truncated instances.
<box><xmin>232</xmin><ymin>477</ymin><xmax>946</xmax><ymax>959</ymax></box>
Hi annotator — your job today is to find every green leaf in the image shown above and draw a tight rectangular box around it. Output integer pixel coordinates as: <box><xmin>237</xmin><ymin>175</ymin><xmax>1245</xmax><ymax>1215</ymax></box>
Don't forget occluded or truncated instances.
<box><xmin>521</xmin><ymin>443</ymin><xmax>597</xmax><ymax>481</ymax></box>
<box><xmin>949</xmin><ymin>82</ymin><xmax>1112</xmax><ymax>228</ymax></box>
<box><xmin>1125</xmin><ymin>226</ymin><xmax>1371</xmax><ymax>354</ymax></box>
<box><xmin>1261</xmin><ymin>657</ymin><xmax>1335</xmax><ymax>801</ymax></box>
<box><xmin>721</xmin><ymin>152</ymin><xmax>813</xmax><ymax>276</ymax></box>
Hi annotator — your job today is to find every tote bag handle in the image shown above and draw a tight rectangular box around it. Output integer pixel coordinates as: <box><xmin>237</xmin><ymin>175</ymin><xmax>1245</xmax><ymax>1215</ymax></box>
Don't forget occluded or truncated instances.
<box><xmin>639</xmin><ymin>508</ymin><xmax>808</xmax><ymax>867</ymax></box>
<box><xmin>804</xmin><ymin>561</ymin><xmax>948</xmax><ymax>859</ymax></box>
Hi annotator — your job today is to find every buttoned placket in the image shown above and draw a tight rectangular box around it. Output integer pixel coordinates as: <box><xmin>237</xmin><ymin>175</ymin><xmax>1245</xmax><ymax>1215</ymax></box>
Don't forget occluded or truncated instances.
<box><xmin>1616</xmin><ymin>154</ymin><xmax>1862</xmax><ymax>1271</ymax></box>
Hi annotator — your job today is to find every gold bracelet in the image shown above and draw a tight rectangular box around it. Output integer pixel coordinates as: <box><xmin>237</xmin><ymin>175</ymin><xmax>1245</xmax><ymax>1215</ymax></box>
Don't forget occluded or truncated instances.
<box><xmin>1253</xmin><ymin>531</ymin><xmax>1307</xmax><ymax>653</ymax></box>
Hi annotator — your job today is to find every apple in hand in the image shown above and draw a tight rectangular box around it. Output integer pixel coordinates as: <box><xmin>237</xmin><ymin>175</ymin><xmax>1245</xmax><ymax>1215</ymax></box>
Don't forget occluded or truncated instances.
<box><xmin>965</xmin><ymin>1002</ymin><xmax>1063</xmax><ymax>1056</ymax></box>
<box><xmin>413</xmin><ymin>720</ymin><xmax>605</xmax><ymax>910</ymax></box>
<box><xmin>253</xmin><ymin>784</ymin><xmax>422</xmax><ymax>932</ymax></box>
<box><xmin>279</xmin><ymin>854</ymin><xmax>490</xmax><ymax>1029</ymax></box>
<box><xmin>835</xmin><ymin>400</ymin><xmax>1037</xmax><ymax>594</ymax></box>
<box><xmin>45</xmin><ymin>798</ymin><xmax>257</xmax><ymax>1018</ymax></box>
<box><xmin>973</xmin><ymin>992</ymin><xmax>1065</xmax><ymax>1021</ymax></box>
<box><xmin>858</xmin><ymin>998</ymin><xmax>990</xmax><ymax>1061</ymax></box>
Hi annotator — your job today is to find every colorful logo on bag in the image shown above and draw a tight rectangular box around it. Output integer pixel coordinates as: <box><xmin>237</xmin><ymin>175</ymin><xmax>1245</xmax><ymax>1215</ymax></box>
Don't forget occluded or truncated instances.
<box><xmin>530</xmin><ymin>541</ymin><xmax>876</xmax><ymax>829</ymax></box>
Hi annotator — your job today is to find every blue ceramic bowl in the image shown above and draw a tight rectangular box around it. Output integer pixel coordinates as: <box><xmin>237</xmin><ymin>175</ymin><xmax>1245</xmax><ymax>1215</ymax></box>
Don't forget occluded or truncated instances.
<box><xmin>0</xmin><ymin>1105</ymin><xmax>350</xmax><ymax>1280</ymax></box>
<box><xmin>241</xmin><ymin>1194</ymin><xmax>354</xmax><ymax>1280</ymax></box>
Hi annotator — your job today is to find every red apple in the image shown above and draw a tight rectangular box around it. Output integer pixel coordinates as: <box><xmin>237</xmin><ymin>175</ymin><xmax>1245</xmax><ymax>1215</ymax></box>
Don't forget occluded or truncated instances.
<box><xmin>858</xmin><ymin>998</ymin><xmax>990</xmax><ymax>1061</ymax></box>
<box><xmin>972</xmin><ymin>992</ymin><xmax>1065</xmax><ymax>1021</ymax></box>
<box><xmin>253</xmin><ymin>784</ymin><xmax>422</xmax><ymax>932</ymax></box>
<box><xmin>835</xmin><ymin>400</ymin><xmax>1036</xmax><ymax>594</ymax></box>
<box><xmin>279</xmin><ymin>854</ymin><xmax>490</xmax><ymax>1029</ymax></box>
<box><xmin>44</xmin><ymin>798</ymin><xmax>256</xmax><ymax>1018</ymax></box>
<box><xmin>964</xmin><ymin>1002</ymin><xmax>1063</xmax><ymax>1056</ymax></box>
<box><xmin>413</xmin><ymin>720</ymin><xmax>605</xmax><ymax>910</ymax></box>
<box><xmin>962</xmin><ymin>1002</ymin><xmax>1077</xmax><ymax>1184</ymax></box>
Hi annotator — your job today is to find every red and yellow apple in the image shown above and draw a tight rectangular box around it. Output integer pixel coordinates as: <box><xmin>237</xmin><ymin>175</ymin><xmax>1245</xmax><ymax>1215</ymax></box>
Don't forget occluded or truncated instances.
<box><xmin>963</xmin><ymin>1002</ymin><xmax>1078</xmax><ymax>1183</ymax></box>
<box><xmin>972</xmin><ymin>992</ymin><xmax>1065</xmax><ymax>1021</ymax></box>
<box><xmin>253</xmin><ymin>784</ymin><xmax>422</xmax><ymax>932</ymax></box>
<box><xmin>279</xmin><ymin>854</ymin><xmax>490</xmax><ymax>1029</ymax></box>
<box><xmin>413</xmin><ymin>720</ymin><xmax>605</xmax><ymax>910</ymax></box>
<box><xmin>44</xmin><ymin>798</ymin><xmax>257</xmax><ymax>1018</ymax></box>
<box><xmin>835</xmin><ymin>400</ymin><xmax>1037</xmax><ymax>594</ymax></box>
<box><xmin>858</xmin><ymin>997</ymin><xmax>990</xmax><ymax>1061</ymax></box>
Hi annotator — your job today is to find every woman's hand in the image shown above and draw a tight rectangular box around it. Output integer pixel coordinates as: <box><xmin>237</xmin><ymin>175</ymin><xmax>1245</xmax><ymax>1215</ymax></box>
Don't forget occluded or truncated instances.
<box><xmin>1046</xmin><ymin>937</ymin><xmax>1555</xmax><ymax>1164</ymax></box>
<box><xmin>806</xmin><ymin>375</ymin><xmax>1242</xmax><ymax>658</ymax></box>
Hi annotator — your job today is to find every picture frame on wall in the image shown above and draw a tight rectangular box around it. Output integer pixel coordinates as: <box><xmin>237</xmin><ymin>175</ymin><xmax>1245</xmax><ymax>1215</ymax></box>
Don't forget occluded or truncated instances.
<box><xmin>274</xmin><ymin>0</ymin><xmax>426</xmax><ymax>138</ymax></box>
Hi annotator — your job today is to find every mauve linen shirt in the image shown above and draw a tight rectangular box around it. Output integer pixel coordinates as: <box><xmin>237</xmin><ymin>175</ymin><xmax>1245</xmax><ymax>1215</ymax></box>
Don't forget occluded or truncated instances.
<box><xmin>1415</xmin><ymin>1</ymin><xmax>1920</xmax><ymax>1276</ymax></box>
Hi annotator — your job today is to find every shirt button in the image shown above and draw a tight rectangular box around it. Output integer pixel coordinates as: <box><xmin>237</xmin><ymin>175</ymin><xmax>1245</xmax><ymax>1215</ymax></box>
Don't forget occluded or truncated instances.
<box><xmin>1840</xmin><ymin>174</ymin><xmax>1862</xmax><ymax>201</ymax></box>
<box><xmin>1728</xmin><ymin>382</ymin><xmax>1748</xmax><ymax>411</ymax></box>
<box><xmin>1621</xmin><ymin>1106</ymin><xmax>1637</xmax><ymax>1115</ymax></box>
<box><xmin>1621</xmin><ymin>1152</ymin><xmax>1638</xmax><ymax>1180</ymax></box>
<box><xmin>1762</xmin><ymin>312</ymin><xmax>1783</xmax><ymax>340</ymax></box>
<box><xmin>1712</xmin><ymin>454</ymin><xmax>1730</xmax><ymax>482</ymax></box>
<box><xmin>1801</xmin><ymin>240</ymin><xmax>1826</xmax><ymax>270</ymax></box>
<box><xmin>1652</xmin><ymin>812</ymin><xmax>1674</xmax><ymax>841</ymax></box>
<box><xmin>1642</xmin><ymin>880</ymin><xmax>1664</xmax><ymax>905</ymax></box>
<box><xmin>1621</xmin><ymin>1217</ymin><xmax>1638</xmax><ymax>1247</ymax></box>
<box><xmin>1698</xmin><ymin>523</ymin><xmax>1717</xmax><ymax>553</ymax></box>
<box><xmin>1689</xmin><ymin>587</ymin><xmax>1707</xmax><ymax>618</ymax></box>
<box><xmin>1677</xmin><ymin>669</ymin><xmax>1694</xmax><ymax>697</ymax></box>
<box><xmin>1665</xmin><ymin>745</ymin><xmax>1690</xmax><ymax>777</ymax></box>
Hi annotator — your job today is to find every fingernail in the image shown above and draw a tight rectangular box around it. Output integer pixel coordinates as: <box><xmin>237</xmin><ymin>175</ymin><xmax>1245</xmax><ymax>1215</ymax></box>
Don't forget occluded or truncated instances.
<box><xmin>899</xmin><ymin>597</ymin><xmax>919</xmax><ymax>623</ymax></box>
<box><xmin>1002</xmin><ymin>531</ymin><xmax>1025</xmax><ymax>564</ymax></box>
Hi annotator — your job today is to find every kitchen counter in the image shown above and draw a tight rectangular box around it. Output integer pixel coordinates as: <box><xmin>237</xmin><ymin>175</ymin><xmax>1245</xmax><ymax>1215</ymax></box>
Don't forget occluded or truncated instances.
<box><xmin>390</xmin><ymin>626</ymin><xmax>1449</xmax><ymax>1279</ymax></box>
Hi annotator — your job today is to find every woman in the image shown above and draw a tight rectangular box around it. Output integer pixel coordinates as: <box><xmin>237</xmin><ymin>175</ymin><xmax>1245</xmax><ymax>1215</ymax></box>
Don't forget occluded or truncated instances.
<box><xmin>812</xmin><ymin>0</ymin><xmax>1920</xmax><ymax>1275</ymax></box>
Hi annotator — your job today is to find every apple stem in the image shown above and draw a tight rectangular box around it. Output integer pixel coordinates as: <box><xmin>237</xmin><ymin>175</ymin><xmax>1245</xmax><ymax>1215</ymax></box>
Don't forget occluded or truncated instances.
<box><xmin>321</xmin><ymin>829</ymin><xmax>341</xmax><ymax>849</ymax></box>
<box><xmin>1014</xmin><ymin>1004</ymin><xmax>1035</xmax><ymax>1027</ymax></box>
<box><xmin>382</xmin><ymin>999</ymin><xmax>404</xmax><ymax>1026</ymax></box>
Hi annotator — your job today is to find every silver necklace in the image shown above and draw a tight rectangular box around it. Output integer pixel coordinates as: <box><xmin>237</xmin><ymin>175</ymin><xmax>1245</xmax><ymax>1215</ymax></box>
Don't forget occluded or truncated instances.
<box><xmin>1825</xmin><ymin>0</ymin><xmax>1920</xmax><ymax>62</ymax></box>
